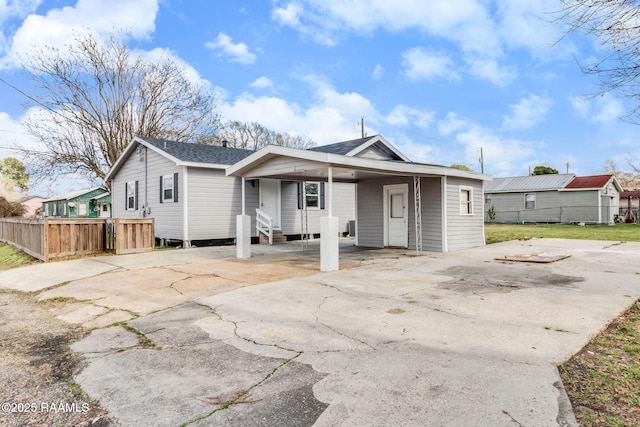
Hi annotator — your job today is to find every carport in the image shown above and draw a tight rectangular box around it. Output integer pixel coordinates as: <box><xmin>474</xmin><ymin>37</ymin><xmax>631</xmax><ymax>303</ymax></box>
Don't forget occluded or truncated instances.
<box><xmin>226</xmin><ymin>145</ymin><xmax>490</xmax><ymax>272</ymax></box>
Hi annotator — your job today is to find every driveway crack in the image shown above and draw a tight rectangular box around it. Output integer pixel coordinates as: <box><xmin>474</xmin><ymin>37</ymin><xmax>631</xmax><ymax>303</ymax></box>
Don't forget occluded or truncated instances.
<box><xmin>179</xmin><ymin>353</ymin><xmax>302</xmax><ymax>426</ymax></box>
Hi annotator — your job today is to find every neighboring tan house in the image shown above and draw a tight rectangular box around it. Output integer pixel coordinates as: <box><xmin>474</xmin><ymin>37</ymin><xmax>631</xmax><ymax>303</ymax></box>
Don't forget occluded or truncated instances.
<box><xmin>484</xmin><ymin>174</ymin><xmax>622</xmax><ymax>225</ymax></box>
<box><xmin>16</xmin><ymin>195</ymin><xmax>46</xmax><ymax>217</ymax></box>
<box><xmin>42</xmin><ymin>187</ymin><xmax>111</xmax><ymax>218</ymax></box>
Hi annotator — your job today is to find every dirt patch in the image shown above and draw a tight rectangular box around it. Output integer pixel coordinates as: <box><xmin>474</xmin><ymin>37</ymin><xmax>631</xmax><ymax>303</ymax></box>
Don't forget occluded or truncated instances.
<box><xmin>0</xmin><ymin>290</ymin><xmax>113</xmax><ymax>426</ymax></box>
<box><xmin>437</xmin><ymin>265</ymin><xmax>584</xmax><ymax>294</ymax></box>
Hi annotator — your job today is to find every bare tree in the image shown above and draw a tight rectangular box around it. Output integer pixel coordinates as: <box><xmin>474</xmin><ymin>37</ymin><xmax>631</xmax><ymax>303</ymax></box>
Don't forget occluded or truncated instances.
<box><xmin>557</xmin><ymin>1</ymin><xmax>640</xmax><ymax>119</ymax></box>
<box><xmin>604</xmin><ymin>159</ymin><xmax>640</xmax><ymax>188</ymax></box>
<box><xmin>211</xmin><ymin>121</ymin><xmax>315</xmax><ymax>150</ymax></box>
<box><xmin>19</xmin><ymin>32</ymin><xmax>221</xmax><ymax>183</ymax></box>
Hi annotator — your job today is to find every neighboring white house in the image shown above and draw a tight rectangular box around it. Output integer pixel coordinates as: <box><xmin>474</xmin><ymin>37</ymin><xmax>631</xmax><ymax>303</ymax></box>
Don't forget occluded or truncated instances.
<box><xmin>484</xmin><ymin>174</ymin><xmax>622</xmax><ymax>225</ymax></box>
<box><xmin>105</xmin><ymin>136</ymin><xmax>357</xmax><ymax>246</ymax></box>
<box><xmin>106</xmin><ymin>135</ymin><xmax>491</xmax><ymax>256</ymax></box>
<box><xmin>226</xmin><ymin>136</ymin><xmax>491</xmax><ymax>255</ymax></box>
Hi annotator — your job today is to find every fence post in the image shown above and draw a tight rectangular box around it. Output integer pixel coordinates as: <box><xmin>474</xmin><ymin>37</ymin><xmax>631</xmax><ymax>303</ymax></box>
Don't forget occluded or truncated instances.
<box><xmin>43</xmin><ymin>217</ymin><xmax>49</xmax><ymax>263</ymax></box>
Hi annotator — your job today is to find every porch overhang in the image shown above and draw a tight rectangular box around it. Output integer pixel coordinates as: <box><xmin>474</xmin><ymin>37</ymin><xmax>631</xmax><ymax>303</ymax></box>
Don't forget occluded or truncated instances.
<box><xmin>226</xmin><ymin>144</ymin><xmax>492</xmax><ymax>183</ymax></box>
<box><xmin>227</xmin><ymin>144</ymin><xmax>492</xmax><ymax>272</ymax></box>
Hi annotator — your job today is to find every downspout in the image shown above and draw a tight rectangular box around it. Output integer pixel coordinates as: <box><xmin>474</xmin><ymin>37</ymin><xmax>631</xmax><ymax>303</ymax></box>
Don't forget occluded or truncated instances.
<box><xmin>182</xmin><ymin>166</ymin><xmax>189</xmax><ymax>247</ymax></box>
<box><xmin>441</xmin><ymin>176</ymin><xmax>448</xmax><ymax>252</ymax></box>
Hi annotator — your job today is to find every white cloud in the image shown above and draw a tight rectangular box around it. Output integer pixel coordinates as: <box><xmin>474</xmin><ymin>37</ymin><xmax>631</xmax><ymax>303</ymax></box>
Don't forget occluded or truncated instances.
<box><xmin>250</xmin><ymin>76</ymin><xmax>274</xmax><ymax>89</ymax></box>
<box><xmin>271</xmin><ymin>0</ymin><xmax>502</xmax><ymax>56</ymax></box>
<box><xmin>569</xmin><ymin>94</ymin><xmax>625</xmax><ymax>124</ymax></box>
<box><xmin>371</xmin><ymin>64</ymin><xmax>383</xmax><ymax>80</ymax></box>
<box><xmin>401</xmin><ymin>47</ymin><xmax>457</xmax><ymax>81</ymax></box>
<box><xmin>494</xmin><ymin>0</ymin><xmax>561</xmax><ymax>55</ymax></box>
<box><xmin>438</xmin><ymin>112</ymin><xmax>468</xmax><ymax>136</ymax></box>
<box><xmin>593</xmin><ymin>96</ymin><xmax>624</xmax><ymax>124</ymax></box>
<box><xmin>384</xmin><ymin>105</ymin><xmax>434</xmax><ymax>129</ymax></box>
<box><xmin>435</xmin><ymin>112</ymin><xmax>542</xmax><ymax>175</ymax></box>
<box><xmin>464</xmin><ymin>55</ymin><xmax>517</xmax><ymax>87</ymax></box>
<box><xmin>1</xmin><ymin>0</ymin><xmax>158</xmax><ymax>68</ymax></box>
<box><xmin>569</xmin><ymin>95</ymin><xmax>590</xmax><ymax>118</ymax></box>
<box><xmin>271</xmin><ymin>3</ymin><xmax>303</xmax><ymax>28</ymax></box>
<box><xmin>140</xmin><ymin>47</ymin><xmax>209</xmax><ymax>88</ymax></box>
<box><xmin>502</xmin><ymin>94</ymin><xmax>553</xmax><ymax>130</ymax></box>
<box><xmin>205</xmin><ymin>32</ymin><xmax>257</xmax><ymax>64</ymax></box>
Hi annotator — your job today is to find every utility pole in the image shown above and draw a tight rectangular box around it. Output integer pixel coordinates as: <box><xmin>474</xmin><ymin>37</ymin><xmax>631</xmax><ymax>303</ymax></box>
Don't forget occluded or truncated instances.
<box><xmin>360</xmin><ymin>117</ymin><xmax>365</xmax><ymax>138</ymax></box>
<box><xmin>565</xmin><ymin>162</ymin><xmax>570</xmax><ymax>174</ymax></box>
<box><xmin>479</xmin><ymin>147</ymin><xmax>484</xmax><ymax>174</ymax></box>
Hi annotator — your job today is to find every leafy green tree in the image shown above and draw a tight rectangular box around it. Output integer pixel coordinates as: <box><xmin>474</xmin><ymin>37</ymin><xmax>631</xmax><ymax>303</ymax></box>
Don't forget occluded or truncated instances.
<box><xmin>0</xmin><ymin>157</ymin><xmax>29</xmax><ymax>192</ymax></box>
<box><xmin>450</xmin><ymin>164</ymin><xmax>471</xmax><ymax>171</ymax></box>
<box><xmin>532</xmin><ymin>165</ymin><xmax>559</xmax><ymax>175</ymax></box>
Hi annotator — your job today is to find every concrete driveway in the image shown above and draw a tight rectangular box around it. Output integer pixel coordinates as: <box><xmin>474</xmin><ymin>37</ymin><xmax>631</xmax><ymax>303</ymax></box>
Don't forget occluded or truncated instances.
<box><xmin>1</xmin><ymin>238</ymin><xmax>639</xmax><ymax>426</ymax></box>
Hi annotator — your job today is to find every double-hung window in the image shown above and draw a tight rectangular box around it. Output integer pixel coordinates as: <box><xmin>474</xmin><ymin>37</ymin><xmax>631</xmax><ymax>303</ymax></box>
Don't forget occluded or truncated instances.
<box><xmin>524</xmin><ymin>193</ymin><xmax>536</xmax><ymax>210</ymax></box>
<box><xmin>460</xmin><ymin>186</ymin><xmax>473</xmax><ymax>215</ymax></box>
<box><xmin>126</xmin><ymin>181</ymin><xmax>138</xmax><ymax>210</ymax></box>
<box><xmin>297</xmin><ymin>182</ymin><xmax>325</xmax><ymax>210</ymax></box>
<box><xmin>160</xmin><ymin>173</ymin><xmax>178</xmax><ymax>203</ymax></box>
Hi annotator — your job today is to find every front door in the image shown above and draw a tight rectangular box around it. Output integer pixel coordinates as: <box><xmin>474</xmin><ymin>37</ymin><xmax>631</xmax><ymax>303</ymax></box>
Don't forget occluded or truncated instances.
<box><xmin>384</xmin><ymin>184</ymin><xmax>408</xmax><ymax>247</ymax></box>
<box><xmin>260</xmin><ymin>179</ymin><xmax>281</xmax><ymax>229</ymax></box>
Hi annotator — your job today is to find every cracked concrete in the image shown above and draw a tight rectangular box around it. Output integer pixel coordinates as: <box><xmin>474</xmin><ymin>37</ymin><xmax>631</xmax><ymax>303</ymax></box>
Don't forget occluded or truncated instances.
<box><xmin>2</xmin><ymin>238</ymin><xmax>639</xmax><ymax>425</ymax></box>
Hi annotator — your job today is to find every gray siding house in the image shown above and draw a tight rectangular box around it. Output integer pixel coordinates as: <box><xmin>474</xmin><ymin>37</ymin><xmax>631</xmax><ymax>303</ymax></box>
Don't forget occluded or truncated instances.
<box><xmin>485</xmin><ymin>174</ymin><xmax>622</xmax><ymax>224</ymax></box>
<box><xmin>105</xmin><ymin>137</ymin><xmax>357</xmax><ymax>246</ymax></box>
<box><xmin>227</xmin><ymin>135</ymin><xmax>491</xmax><ymax>259</ymax></box>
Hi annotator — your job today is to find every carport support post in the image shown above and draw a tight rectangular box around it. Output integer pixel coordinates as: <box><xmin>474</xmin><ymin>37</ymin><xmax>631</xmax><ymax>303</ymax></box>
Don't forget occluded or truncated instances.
<box><xmin>321</xmin><ymin>166</ymin><xmax>339</xmax><ymax>272</ymax></box>
<box><xmin>236</xmin><ymin>176</ymin><xmax>251</xmax><ymax>259</ymax></box>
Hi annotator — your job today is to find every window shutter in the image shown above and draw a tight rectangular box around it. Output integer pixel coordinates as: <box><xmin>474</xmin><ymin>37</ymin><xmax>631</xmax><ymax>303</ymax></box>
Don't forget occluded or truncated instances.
<box><xmin>297</xmin><ymin>182</ymin><xmax>302</xmax><ymax>209</ymax></box>
<box><xmin>134</xmin><ymin>180</ymin><xmax>139</xmax><ymax>210</ymax></box>
<box><xmin>173</xmin><ymin>173</ymin><xmax>179</xmax><ymax>202</ymax></box>
<box><xmin>125</xmin><ymin>182</ymin><xmax>128</xmax><ymax>210</ymax></box>
<box><xmin>159</xmin><ymin>176</ymin><xmax>163</xmax><ymax>203</ymax></box>
<box><xmin>320</xmin><ymin>182</ymin><xmax>325</xmax><ymax>210</ymax></box>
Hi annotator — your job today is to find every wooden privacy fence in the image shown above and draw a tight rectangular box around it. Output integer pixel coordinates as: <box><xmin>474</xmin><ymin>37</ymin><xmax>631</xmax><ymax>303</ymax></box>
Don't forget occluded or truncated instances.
<box><xmin>0</xmin><ymin>217</ymin><xmax>154</xmax><ymax>262</ymax></box>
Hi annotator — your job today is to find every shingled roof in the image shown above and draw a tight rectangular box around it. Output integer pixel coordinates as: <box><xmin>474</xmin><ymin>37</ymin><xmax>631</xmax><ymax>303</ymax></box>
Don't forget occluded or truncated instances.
<box><xmin>140</xmin><ymin>137</ymin><xmax>254</xmax><ymax>165</ymax></box>
<box><xmin>308</xmin><ymin>136</ymin><xmax>378</xmax><ymax>155</ymax></box>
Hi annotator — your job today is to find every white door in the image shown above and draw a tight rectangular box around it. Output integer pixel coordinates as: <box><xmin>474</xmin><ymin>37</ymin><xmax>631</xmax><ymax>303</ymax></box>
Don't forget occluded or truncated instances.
<box><xmin>260</xmin><ymin>179</ymin><xmax>281</xmax><ymax>229</ymax></box>
<box><xmin>384</xmin><ymin>184</ymin><xmax>408</xmax><ymax>247</ymax></box>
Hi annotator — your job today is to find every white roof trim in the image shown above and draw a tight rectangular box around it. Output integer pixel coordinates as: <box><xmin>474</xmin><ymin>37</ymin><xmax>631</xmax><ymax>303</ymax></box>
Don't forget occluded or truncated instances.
<box><xmin>346</xmin><ymin>135</ymin><xmax>411</xmax><ymax>161</ymax></box>
<box><xmin>226</xmin><ymin>145</ymin><xmax>491</xmax><ymax>181</ymax></box>
<box><xmin>105</xmin><ymin>137</ymin><xmax>228</xmax><ymax>181</ymax></box>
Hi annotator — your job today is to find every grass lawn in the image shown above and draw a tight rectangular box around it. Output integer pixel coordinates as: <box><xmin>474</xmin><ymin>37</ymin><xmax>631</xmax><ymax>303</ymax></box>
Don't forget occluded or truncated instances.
<box><xmin>485</xmin><ymin>223</ymin><xmax>640</xmax><ymax>245</ymax></box>
<box><xmin>0</xmin><ymin>242</ymin><xmax>39</xmax><ymax>270</ymax></box>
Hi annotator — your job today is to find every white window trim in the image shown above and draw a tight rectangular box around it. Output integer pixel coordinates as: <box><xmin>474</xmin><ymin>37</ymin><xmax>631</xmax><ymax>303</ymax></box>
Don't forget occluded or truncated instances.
<box><xmin>459</xmin><ymin>185</ymin><xmax>474</xmax><ymax>215</ymax></box>
<box><xmin>162</xmin><ymin>174</ymin><xmax>174</xmax><ymax>202</ymax></box>
<box><xmin>304</xmin><ymin>182</ymin><xmax>321</xmax><ymax>210</ymax></box>
<box><xmin>524</xmin><ymin>193</ymin><xmax>536</xmax><ymax>210</ymax></box>
<box><xmin>126</xmin><ymin>181</ymin><xmax>137</xmax><ymax>211</ymax></box>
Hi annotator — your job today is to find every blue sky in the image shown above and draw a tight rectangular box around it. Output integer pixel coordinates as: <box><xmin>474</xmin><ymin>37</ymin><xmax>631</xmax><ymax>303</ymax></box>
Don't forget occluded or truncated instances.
<box><xmin>0</xmin><ymin>0</ymin><xmax>639</xmax><ymax>195</ymax></box>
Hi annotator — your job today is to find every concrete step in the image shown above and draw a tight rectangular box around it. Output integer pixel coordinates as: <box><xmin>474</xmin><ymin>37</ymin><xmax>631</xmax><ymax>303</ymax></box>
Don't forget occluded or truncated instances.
<box><xmin>259</xmin><ymin>230</ymin><xmax>287</xmax><ymax>245</ymax></box>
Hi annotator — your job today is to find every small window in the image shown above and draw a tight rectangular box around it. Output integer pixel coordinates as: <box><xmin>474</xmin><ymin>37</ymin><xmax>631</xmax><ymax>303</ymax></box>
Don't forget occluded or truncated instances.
<box><xmin>460</xmin><ymin>186</ymin><xmax>473</xmax><ymax>215</ymax></box>
<box><xmin>391</xmin><ymin>194</ymin><xmax>404</xmax><ymax>218</ymax></box>
<box><xmin>160</xmin><ymin>173</ymin><xmax>178</xmax><ymax>203</ymax></box>
<box><xmin>525</xmin><ymin>193</ymin><xmax>536</xmax><ymax>210</ymax></box>
<box><xmin>78</xmin><ymin>203</ymin><xmax>87</xmax><ymax>216</ymax></box>
<box><xmin>102</xmin><ymin>204</ymin><xmax>108</xmax><ymax>212</ymax></box>
<box><xmin>485</xmin><ymin>194</ymin><xmax>492</xmax><ymax>205</ymax></box>
<box><xmin>162</xmin><ymin>175</ymin><xmax>174</xmax><ymax>202</ymax></box>
<box><xmin>126</xmin><ymin>181</ymin><xmax>137</xmax><ymax>210</ymax></box>
<box><xmin>305</xmin><ymin>182</ymin><xmax>319</xmax><ymax>209</ymax></box>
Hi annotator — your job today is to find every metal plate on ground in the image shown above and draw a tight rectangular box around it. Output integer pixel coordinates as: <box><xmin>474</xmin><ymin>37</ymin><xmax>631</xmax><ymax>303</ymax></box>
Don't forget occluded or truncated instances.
<box><xmin>496</xmin><ymin>253</ymin><xmax>571</xmax><ymax>263</ymax></box>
